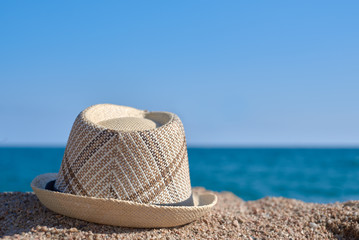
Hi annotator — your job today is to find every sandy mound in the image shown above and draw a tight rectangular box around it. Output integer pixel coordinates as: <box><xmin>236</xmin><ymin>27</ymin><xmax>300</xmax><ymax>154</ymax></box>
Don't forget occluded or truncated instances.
<box><xmin>1</xmin><ymin>188</ymin><xmax>359</xmax><ymax>239</ymax></box>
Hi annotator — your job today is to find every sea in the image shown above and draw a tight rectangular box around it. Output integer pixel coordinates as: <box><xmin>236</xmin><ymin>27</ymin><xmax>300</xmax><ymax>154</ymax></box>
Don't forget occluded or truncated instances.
<box><xmin>1</xmin><ymin>147</ymin><xmax>359</xmax><ymax>203</ymax></box>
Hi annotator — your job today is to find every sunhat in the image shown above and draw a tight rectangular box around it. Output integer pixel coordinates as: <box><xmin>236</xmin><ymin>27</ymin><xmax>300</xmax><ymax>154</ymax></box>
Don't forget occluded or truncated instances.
<box><xmin>31</xmin><ymin>104</ymin><xmax>217</xmax><ymax>228</ymax></box>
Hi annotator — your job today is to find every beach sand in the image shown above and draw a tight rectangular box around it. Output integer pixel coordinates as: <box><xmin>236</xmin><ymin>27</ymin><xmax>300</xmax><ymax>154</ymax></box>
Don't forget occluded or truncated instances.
<box><xmin>1</xmin><ymin>187</ymin><xmax>358</xmax><ymax>239</ymax></box>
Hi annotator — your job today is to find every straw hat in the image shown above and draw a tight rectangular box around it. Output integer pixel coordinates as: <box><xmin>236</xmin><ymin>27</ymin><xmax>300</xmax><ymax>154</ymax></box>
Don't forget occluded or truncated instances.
<box><xmin>31</xmin><ymin>104</ymin><xmax>217</xmax><ymax>228</ymax></box>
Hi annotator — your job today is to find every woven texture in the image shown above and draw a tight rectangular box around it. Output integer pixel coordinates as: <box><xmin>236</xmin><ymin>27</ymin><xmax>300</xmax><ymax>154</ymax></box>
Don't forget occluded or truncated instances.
<box><xmin>98</xmin><ymin>117</ymin><xmax>157</xmax><ymax>131</ymax></box>
<box><xmin>32</xmin><ymin>173</ymin><xmax>217</xmax><ymax>228</ymax></box>
<box><xmin>54</xmin><ymin>104</ymin><xmax>192</xmax><ymax>205</ymax></box>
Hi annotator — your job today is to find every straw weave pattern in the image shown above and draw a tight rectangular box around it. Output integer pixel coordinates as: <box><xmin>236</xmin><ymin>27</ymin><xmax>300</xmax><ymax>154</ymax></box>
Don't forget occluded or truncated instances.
<box><xmin>54</xmin><ymin>104</ymin><xmax>192</xmax><ymax>204</ymax></box>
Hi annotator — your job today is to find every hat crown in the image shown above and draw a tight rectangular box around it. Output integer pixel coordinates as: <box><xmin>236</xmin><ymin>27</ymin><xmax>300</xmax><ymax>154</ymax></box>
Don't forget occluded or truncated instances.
<box><xmin>54</xmin><ymin>104</ymin><xmax>192</xmax><ymax>204</ymax></box>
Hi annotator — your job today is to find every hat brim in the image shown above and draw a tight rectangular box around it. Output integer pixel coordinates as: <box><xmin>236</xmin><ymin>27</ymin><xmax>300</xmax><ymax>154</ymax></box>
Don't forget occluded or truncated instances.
<box><xmin>31</xmin><ymin>173</ymin><xmax>217</xmax><ymax>228</ymax></box>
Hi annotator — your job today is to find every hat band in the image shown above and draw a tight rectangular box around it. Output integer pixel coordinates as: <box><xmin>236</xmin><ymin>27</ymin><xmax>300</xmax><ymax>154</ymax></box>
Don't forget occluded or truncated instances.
<box><xmin>45</xmin><ymin>180</ymin><xmax>194</xmax><ymax>207</ymax></box>
<box><xmin>157</xmin><ymin>193</ymin><xmax>194</xmax><ymax>207</ymax></box>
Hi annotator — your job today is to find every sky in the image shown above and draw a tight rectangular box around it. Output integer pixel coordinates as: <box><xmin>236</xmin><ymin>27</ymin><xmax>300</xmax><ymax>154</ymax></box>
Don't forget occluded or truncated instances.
<box><xmin>1</xmin><ymin>1</ymin><xmax>359</xmax><ymax>147</ymax></box>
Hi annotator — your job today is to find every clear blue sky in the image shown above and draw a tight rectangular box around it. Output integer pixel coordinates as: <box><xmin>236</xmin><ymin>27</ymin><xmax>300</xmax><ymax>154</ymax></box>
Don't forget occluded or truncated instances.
<box><xmin>1</xmin><ymin>1</ymin><xmax>359</xmax><ymax>146</ymax></box>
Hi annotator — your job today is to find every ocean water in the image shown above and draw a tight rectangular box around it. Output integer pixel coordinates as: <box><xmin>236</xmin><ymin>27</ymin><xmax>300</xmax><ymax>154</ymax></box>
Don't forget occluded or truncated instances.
<box><xmin>1</xmin><ymin>147</ymin><xmax>359</xmax><ymax>203</ymax></box>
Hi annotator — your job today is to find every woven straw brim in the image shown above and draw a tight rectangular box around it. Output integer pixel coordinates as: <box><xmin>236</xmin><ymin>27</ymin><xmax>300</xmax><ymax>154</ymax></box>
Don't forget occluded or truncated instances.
<box><xmin>31</xmin><ymin>173</ymin><xmax>217</xmax><ymax>228</ymax></box>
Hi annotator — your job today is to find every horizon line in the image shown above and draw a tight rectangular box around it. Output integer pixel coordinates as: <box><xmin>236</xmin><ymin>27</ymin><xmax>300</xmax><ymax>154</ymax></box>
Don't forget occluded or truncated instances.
<box><xmin>1</xmin><ymin>144</ymin><xmax>359</xmax><ymax>149</ymax></box>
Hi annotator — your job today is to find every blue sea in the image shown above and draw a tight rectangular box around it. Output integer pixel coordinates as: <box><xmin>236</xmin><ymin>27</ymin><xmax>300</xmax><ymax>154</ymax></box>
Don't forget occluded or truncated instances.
<box><xmin>1</xmin><ymin>147</ymin><xmax>359</xmax><ymax>203</ymax></box>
